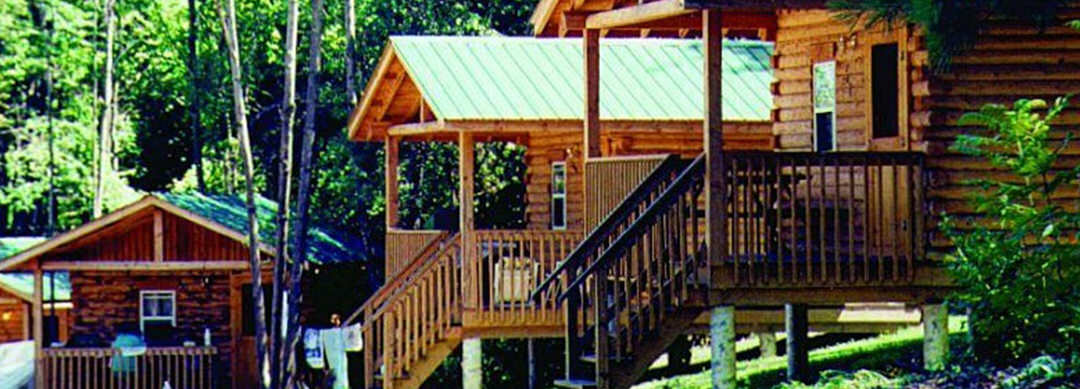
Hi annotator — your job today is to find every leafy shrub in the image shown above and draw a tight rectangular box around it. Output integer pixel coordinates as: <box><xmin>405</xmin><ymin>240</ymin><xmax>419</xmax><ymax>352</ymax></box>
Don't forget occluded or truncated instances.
<box><xmin>941</xmin><ymin>97</ymin><xmax>1080</xmax><ymax>365</ymax></box>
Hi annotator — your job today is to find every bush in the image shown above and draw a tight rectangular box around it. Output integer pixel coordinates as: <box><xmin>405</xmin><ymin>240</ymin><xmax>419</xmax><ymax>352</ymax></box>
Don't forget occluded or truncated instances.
<box><xmin>942</xmin><ymin>97</ymin><xmax>1080</xmax><ymax>365</ymax></box>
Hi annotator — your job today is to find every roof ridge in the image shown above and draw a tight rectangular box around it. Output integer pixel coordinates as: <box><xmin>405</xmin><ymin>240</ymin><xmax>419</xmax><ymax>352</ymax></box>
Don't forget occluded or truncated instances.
<box><xmin>389</xmin><ymin>35</ymin><xmax>773</xmax><ymax>47</ymax></box>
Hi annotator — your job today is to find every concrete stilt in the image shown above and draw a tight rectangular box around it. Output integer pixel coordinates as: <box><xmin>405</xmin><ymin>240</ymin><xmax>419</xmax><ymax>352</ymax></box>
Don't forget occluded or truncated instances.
<box><xmin>757</xmin><ymin>332</ymin><xmax>777</xmax><ymax>358</ymax></box>
<box><xmin>923</xmin><ymin>303</ymin><xmax>949</xmax><ymax>371</ymax></box>
<box><xmin>462</xmin><ymin>338</ymin><xmax>483</xmax><ymax>389</ymax></box>
<box><xmin>786</xmin><ymin>304</ymin><xmax>809</xmax><ymax>383</ymax></box>
<box><xmin>710</xmin><ymin>306</ymin><xmax>736</xmax><ymax>389</ymax></box>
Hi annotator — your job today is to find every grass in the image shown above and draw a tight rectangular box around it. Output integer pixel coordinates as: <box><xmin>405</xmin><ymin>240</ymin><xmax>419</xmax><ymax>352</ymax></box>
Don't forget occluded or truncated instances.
<box><xmin>633</xmin><ymin>316</ymin><xmax>967</xmax><ymax>389</ymax></box>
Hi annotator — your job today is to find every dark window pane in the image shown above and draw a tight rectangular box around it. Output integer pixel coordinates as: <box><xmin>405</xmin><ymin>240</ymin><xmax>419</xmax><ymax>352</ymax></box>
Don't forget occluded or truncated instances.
<box><xmin>242</xmin><ymin>284</ymin><xmax>273</xmax><ymax>336</ymax></box>
<box><xmin>872</xmin><ymin>43</ymin><xmax>899</xmax><ymax>139</ymax></box>
<box><xmin>552</xmin><ymin>198</ymin><xmax>566</xmax><ymax>229</ymax></box>
<box><xmin>815</xmin><ymin>112</ymin><xmax>834</xmax><ymax>152</ymax></box>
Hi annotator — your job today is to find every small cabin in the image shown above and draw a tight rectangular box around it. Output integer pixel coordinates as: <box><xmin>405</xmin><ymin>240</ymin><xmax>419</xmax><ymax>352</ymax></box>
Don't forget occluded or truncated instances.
<box><xmin>0</xmin><ymin>193</ymin><xmax>369</xmax><ymax>389</ymax></box>
<box><xmin>0</xmin><ymin>269</ymin><xmax>71</xmax><ymax>345</ymax></box>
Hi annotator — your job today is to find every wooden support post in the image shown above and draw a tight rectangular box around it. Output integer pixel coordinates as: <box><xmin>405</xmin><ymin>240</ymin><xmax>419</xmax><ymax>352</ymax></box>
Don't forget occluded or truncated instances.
<box><xmin>153</xmin><ymin>210</ymin><xmax>164</xmax><ymax>262</ymax></box>
<box><xmin>668</xmin><ymin>335</ymin><xmax>691</xmax><ymax>374</ymax></box>
<box><xmin>923</xmin><ymin>303</ymin><xmax>948</xmax><ymax>371</ymax></box>
<box><xmin>786</xmin><ymin>304</ymin><xmax>809</xmax><ymax>383</ymax></box>
<box><xmin>583</xmin><ymin>28</ymin><xmax>601</xmax><ymax>160</ymax></box>
<box><xmin>757</xmin><ymin>332</ymin><xmax>777</xmax><ymax>358</ymax></box>
<box><xmin>459</xmin><ymin>132</ymin><xmax>476</xmax><ymax>308</ymax></box>
<box><xmin>710</xmin><ymin>306</ymin><xmax>736</xmax><ymax>389</ymax></box>
<box><xmin>527</xmin><ymin>338</ymin><xmax>536</xmax><ymax>389</ymax></box>
<box><xmin>462</xmin><ymin>337</ymin><xmax>483</xmax><ymax>389</ymax></box>
<box><xmin>703</xmin><ymin>9</ymin><xmax>726</xmax><ymax>294</ymax></box>
<box><xmin>32</xmin><ymin>268</ymin><xmax>43</xmax><ymax>389</ymax></box>
<box><xmin>385</xmin><ymin>136</ymin><xmax>400</xmax><ymax>229</ymax></box>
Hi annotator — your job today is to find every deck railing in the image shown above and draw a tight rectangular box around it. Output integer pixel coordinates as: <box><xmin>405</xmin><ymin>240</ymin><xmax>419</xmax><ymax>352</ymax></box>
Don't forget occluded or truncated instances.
<box><xmin>385</xmin><ymin>229</ymin><xmax>446</xmax><ymax>279</ymax></box>
<box><xmin>40</xmin><ymin>346</ymin><xmax>217</xmax><ymax>389</ymax></box>
<box><xmin>718</xmin><ymin>151</ymin><xmax>925</xmax><ymax>286</ymax></box>
<box><xmin>464</xmin><ymin>229</ymin><xmax>583</xmax><ymax>326</ymax></box>
<box><xmin>585</xmin><ymin>155</ymin><xmax>670</xmax><ymax>231</ymax></box>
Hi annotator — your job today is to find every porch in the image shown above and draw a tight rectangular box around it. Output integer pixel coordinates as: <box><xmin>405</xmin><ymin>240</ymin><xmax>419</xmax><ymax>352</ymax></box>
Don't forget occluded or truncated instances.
<box><xmin>40</xmin><ymin>346</ymin><xmax>218</xmax><ymax>389</ymax></box>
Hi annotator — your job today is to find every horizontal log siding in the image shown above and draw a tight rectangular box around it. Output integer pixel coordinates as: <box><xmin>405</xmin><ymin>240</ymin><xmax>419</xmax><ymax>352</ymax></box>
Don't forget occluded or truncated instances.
<box><xmin>920</xmin><ymin>12</ymin><xmax>1080</xmax><ymax>256</ymax></box>
<box><xmin>0</xmin><ymin>293</ymin><xmax>25</xmax><ymax>342</ymax></box>
<box><xmin>773</xmin><ymin>10</ymin><xmax>929</xmax><ymax>151</ymax></box>
<box><xmin>69</xmin><ymin>270</ymin><xmax>235</xmax><ymax>382</ymax></box>
<box><xmin>525</xmin><ymin>131</ymin><xmax>586</xmax><ymax>230</ymax></box>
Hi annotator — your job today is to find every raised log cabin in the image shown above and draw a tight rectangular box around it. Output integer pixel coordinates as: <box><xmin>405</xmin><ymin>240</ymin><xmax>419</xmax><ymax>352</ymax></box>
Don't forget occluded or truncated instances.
<box><xmin>0</xmin><ymin>193</ymin><xmax>371</xmax><ymax>389</ymax></box>
<box><xmin>342</xmin><ymin>31</ymin><xmax>938</xmax><ymax>389</ymax></box>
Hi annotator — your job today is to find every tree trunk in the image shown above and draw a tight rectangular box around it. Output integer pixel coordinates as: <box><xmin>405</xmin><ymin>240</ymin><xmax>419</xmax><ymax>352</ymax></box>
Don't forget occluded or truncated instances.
<box><xmin>188</xmin><ymin>0</ymin><xmax>204</xmax><ymax>192</ymax></box>
<box><xmin>217</xmin><ymin>0</ymin><xmax>268</xmax><ymax>388</ymax></box>
<box><xmin>345</xmin><ymin>0</ymin><xmax>356</xmax><ymax>106</ymax></box>
<box><xmin>283</xmin><ymin>0</ymin><xmax>324</xmax><ymax>385</ymax></box>
<box><xmin>94</xmin><ymin>0</ymin><xmax>115</xmax><ymax>218</ymax></box>
<box><xmin>43</xmin><ymin>0</ymin><xmax>55</xmax><ymax>236</ymax></box>
<box><xmin>270</xmin><ymin>0</ymin><xmax>300</xmax><ymax>385</ymax></box>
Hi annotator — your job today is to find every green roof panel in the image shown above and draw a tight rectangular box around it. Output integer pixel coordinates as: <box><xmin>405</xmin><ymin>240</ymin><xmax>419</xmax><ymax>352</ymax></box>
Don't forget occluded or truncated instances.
<box><xmin>389</xmin><ymin>36</ymin><xmax>773</xmax><ymax>122</ymax></box>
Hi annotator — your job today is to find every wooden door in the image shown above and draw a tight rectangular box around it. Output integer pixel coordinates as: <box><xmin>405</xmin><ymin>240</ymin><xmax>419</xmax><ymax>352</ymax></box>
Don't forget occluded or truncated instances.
<box><xmin>230</xmin><ymin>275</ymin><xmax>262</xmax><ymax>389</ymax></box>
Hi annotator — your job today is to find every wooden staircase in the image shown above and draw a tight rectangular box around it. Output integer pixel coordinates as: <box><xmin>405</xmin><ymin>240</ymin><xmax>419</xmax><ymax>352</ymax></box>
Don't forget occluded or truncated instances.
<box><xmin>346</xmin><ymin>233</ymin><xmax>463</xmax><ymax>389</ymax></box>
<box><xmin>533</xmin><ymin>154</ymin><xmax>710</xmax><ymax>389</ymax></box>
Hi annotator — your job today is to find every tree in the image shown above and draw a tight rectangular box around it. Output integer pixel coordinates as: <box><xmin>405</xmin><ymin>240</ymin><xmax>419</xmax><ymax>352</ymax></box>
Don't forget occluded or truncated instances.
<box><xmin>188</xmin><ymin>0</ymin><xmax>204</xmax><ymax>192</ymax></box>
<box><xmin>93</xmin><ymin>0</ymin><xmax>116</xmax><ymax>218</ymax></box>
<box><xmin>270</xmin><ymin>0</ymin><xmax>299</xmax><ymax>384</ymax></box>
<box><xmin>344</xmin><ymin>0</ymin><xmax>356</xmax><ymax>106</ymax></box>
<box><xmin>284</xmin><ymin>0</ymin><xmax>324</xmax><ymax>385</ymax></box>
<box><xmin>217</xmin><ymin>0</ymin><xmax>268</xmax><ymax>387</ymax></box>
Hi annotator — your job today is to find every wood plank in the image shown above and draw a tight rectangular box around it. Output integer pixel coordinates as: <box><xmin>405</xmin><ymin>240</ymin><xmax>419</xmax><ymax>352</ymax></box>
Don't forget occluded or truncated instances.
<box><xmin>40</xmin><ymin>260</ymin><xmax>252</xmax><ymax>271</ymax></box>
<box><xmin>704</xmin><ymin>9</ymin><xmax>726</xmax><ymax>291</ymax></box>
<box><xmin>585</xmin><ymin>0</ymin><xmax>694</xmax><ymax>30</ymax></box>
<box><xmin>153</xmin><ymin>210</ymin><xmax>164</xmax><ymax>262</ymax></box>
<box><xmin>584</xmin><ymin>29</ymin><xmax>601</xmax><ymax>159</ymax></box>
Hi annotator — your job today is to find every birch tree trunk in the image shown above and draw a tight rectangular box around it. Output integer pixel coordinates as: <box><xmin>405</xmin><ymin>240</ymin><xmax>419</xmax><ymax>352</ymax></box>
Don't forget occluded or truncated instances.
<box><xmin>218</xmin><ymin>0</ymin><xmax>268</xmax><ymax>387</ymax></box>
<box><xmin>270</xmin><ymin>0</ymin><xmax>299</xmax><ymax>385</ymax></box>
<box><xmin>345</xmin><ymin>0</ymin><xmax>356</xmax><ymax>105</ymax></box>
<box><xmin>284</xmin><ymin>0</ymin><xmax>323</xmax><ymax>384</ymax></box>
<box><xmin>189</xmin><ymin>0</ymin><xmax>204</xmax><ymax>192</ymax></box>
<box><xmin>93</xmin><ymin>0</ymin><xmax>115</xmax><ymax>218</ymax></box>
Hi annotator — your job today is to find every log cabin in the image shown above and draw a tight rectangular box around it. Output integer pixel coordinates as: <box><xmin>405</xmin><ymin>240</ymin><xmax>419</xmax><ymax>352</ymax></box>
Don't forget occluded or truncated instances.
<box><xmin>0</xmin><ymin>193</ymin><xmax>370</xmax><ymax>389</ymax></box>
<box><xmin>343</xmin><ymin>33</ymin><xmax>940</xmax><ymax>389</ymax></box>
<box><xmin>0</xmin><ymin>269</ymin><xmax>71</xmax><ymax>345</ymax></box>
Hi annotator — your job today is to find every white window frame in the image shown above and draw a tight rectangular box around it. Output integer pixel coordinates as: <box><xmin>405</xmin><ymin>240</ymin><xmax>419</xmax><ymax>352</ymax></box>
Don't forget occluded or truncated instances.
<box><xmin>551</xmin><ymin>161</ymin><xmax>567</xmax><ymax>230</ymax></box>
<box><xmin>139</xmin><ymin>290</ymin><xmax>176</xmax><ymax>333</ymax></box>
<box><xmin>812</xmin><ymin>60</ymin><xmax>837</xmax><ymax>152</ymax></box>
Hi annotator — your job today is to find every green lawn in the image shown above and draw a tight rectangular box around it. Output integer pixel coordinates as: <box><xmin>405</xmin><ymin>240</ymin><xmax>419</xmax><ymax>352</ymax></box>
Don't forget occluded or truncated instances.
<box><xmin>633</xmin><ymin>316</ymin><xmax>967</xmax><ymax>389</ymax></box>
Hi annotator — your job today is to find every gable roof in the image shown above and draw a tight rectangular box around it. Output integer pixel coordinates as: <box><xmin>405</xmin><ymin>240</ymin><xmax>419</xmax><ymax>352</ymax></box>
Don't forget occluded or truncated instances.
<box><xmin>349</xmin><ymin>36</ymin><xmax>773</xmax><ymax>139</ymax></box>
<box><xmin>0</xmin><ymin>193</ymin><xmax>370</xmax><ymax>272</ymax></box>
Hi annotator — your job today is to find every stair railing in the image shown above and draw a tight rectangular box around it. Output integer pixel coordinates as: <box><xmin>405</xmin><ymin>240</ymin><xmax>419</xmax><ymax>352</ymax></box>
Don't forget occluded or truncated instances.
<box><xmin>355</xmin><ymin>233</ymin><xmax>462</xmax><ymax>389</ymax></box>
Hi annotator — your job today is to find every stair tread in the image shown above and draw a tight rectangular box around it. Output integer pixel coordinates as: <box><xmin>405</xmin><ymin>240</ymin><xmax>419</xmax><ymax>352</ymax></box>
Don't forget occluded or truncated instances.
<box><xmin>554</xmin><ymin>378</ymin><xmax>598</xmax><ymax>389</ymax></box>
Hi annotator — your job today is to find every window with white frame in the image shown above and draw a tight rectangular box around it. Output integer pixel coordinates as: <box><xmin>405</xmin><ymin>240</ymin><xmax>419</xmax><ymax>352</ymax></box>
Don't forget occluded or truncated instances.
<box><xmin>813</xmin><ymin>60</ymin><xmax>837</xmax><ymax>152</ymax></box>
<box><xmin>139</xmin><ymin>290</ymin><xmax>176</xmax><ymax>333</ymax></box>
<box><xmin>551</xmin><ymin>162</ymin><xmax>567</xmax><ymax>230</ymax></box>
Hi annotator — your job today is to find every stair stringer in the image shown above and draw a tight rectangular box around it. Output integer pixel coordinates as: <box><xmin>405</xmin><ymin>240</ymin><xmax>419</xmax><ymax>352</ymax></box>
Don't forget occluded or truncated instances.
<box><xmin>606</xmin><ymin>308</ymin><xmax>706</xmax><ymax>389</ymax></box>
<box><xmin>387</xmin><ymin>327</ymin><xmax>463</xmax><ymax>389</ymax></box>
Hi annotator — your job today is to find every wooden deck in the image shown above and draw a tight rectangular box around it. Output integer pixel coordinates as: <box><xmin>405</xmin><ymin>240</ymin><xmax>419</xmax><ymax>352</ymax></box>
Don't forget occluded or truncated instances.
<box><xmin>40</xmin><ymin>346</ymin><xmax>218</xmax><ymax>389</ymax></box>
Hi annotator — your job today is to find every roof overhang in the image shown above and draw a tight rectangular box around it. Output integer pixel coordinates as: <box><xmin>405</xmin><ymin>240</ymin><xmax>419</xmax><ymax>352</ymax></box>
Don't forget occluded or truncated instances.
<box><xmin>0</xmin><ymin>195</ymin><xmax>275</xmax><ymax>272</ymax></box>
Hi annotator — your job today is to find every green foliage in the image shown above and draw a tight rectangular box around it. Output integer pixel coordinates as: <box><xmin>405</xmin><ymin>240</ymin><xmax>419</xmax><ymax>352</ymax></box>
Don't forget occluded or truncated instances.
<box><xmin>776</xmin><ymin>370</ymin><xmax>896</xmax><ymax>389</ymax></box>
<box><xmin>828</xmin><ymin>0</ymin><xmax>1067</xmax><ymax>70</ymax></box>
<box><xmin>941</xmin><ymin>97</ymin><xmax>1080</xmax><ymax>364</ymax></box>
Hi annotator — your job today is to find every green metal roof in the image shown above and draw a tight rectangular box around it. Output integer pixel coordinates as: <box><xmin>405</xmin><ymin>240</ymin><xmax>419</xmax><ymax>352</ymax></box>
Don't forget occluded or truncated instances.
<box><xmin>153</xmin><ymin>192</ymin><xmax>372</xmax><ymax>266</ymax></box>
<box><xmin>389</xmin><ymin>36</ymin><xmax>773</xmax><ymax>122</ymax></box>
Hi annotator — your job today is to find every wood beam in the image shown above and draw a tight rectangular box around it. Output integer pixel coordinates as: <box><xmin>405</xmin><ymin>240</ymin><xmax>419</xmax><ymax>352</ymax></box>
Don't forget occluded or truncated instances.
<box><xmin>704</xmin><ymin>9</ymin><xmax>726</xmax><ymax>295</ymax></box>
<box><xmin>387</xmin><ymin>121</ymin><xmax>450</xmax><ymax>137</ymax></box>
<box><xmin>585</xmin><ymin>0</ymin><xmax>693</xmax><ymax>30</ymax></box>
<box><xmin>584</xmin><ymin>29</ymin><xmax>601</xmax><ymax>159</ymax></box>
<box><xmin>32</xmin><ymin>268</ymin><xmax>42</xmax><ymax>387</ymax></box>
<box><xmin>385</xmin><ymin>136</ymin><xmax>400</xmax><ymax>229</ymax></box>
<box><xmin>568</xmin><ymin>11</ymin><xmax>774</xmax><ymax>33</ymax></box>
<box><xmin>683</xmin><ymin>0</ymin><xmax>825</xmax><ymax>10</ymax></box>
<box><xmin>40</xmin><ymin>260</ymin><xmax>254</xmax><ymax>271</ymax></box>
<box><xmin>153</xmin><ymin>210</ymin><xmax>164</xmax><ymax>262</ymax></box>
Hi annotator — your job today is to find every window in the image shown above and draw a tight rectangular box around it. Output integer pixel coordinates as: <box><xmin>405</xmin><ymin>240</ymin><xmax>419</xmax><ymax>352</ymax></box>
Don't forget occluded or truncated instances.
<box><xmin>139</xmin><ymin>291</ymin><xmax>175</xmax><ymax>342</ymax></box>
<box><xmin>871</xmin><ymin>43</ymin><xmax>900</xmax><ymax>139</ymax></box>
<box><xmin>551</xmin><ymin>162</ymin><xmax>567</xmax><ymax>230</ymax></box>
<box><xmin>813</xmin><ymin>61</ymin><xmax>836</xmax><ymax>152</ymax></box>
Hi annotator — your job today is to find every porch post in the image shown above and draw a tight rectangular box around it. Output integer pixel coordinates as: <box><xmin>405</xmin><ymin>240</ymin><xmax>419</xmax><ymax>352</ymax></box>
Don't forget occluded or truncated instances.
<box><xmin>786</xmin><ymin>304</ymin><xmax>809</xmax><ymax>383</ymax></box>
<box><xmin>583</xmin><ymin>28</ymin><xmax>601</xmax><ymax>160</ymax></box>
<box><xmin>385</xmin><ymin>136</ymin><xmax>400</xmax><ymax>229</ymax></box>
<box><xmin>462</xmin><ymin>337</ymin><xmax>483</xmax><ymax>389</ymax></box>
<box><xmin>33</xmin><ymin>268</ymin><xmax>43</xmax><ymax>389</ymax></box>
<box><xmin>703</xmin><ymin>9</ymin><xmax>726</xmax><ymax>294</ymax></box>
<box><xmin>459</xmin><ymin>132</ymin><xmax>475</xmax><ymax>309</ymax></box>
<box><xmin>710</xmin><ymin>306</ymin><xmax>736</xmax><ymax>389</ymax></box>
<box><xmin>757</xmin><ymin>332</ymin><xmax>777</xmax><ymax>358</ymax></box>
<box><xmin>922</xmin><ymin>302</ymin><xmax>948</xmax><ymax>371</ymax></box>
